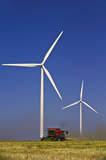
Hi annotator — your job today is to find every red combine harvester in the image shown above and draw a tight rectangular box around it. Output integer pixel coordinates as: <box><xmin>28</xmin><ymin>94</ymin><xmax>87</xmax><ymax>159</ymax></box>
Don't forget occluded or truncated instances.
<box><xmin>47</xmin><ymin>128</ymin><xmax>68</xmax><ymax>141</ymax></box>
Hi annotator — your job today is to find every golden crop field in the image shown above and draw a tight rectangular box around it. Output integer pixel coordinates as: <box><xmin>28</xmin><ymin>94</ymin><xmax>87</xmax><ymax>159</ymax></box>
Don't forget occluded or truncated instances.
<box><xmin>0</xmin><ymin>140</ymin><xmax>106</xmax><ymax>160</ymax></box>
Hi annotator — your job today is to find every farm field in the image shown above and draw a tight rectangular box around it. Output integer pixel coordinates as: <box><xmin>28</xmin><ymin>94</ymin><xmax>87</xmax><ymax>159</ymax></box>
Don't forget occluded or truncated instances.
<box><xmin>0</xmin><ymin>140</ymin><xmax>106</xmax><ymax>160</ymax></box>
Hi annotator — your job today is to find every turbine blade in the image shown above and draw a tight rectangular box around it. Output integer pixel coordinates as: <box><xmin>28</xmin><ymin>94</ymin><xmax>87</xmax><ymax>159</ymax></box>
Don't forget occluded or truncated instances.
<box><xmin>43</xmin><ymin>66</ymin><xmax>62</xmax><ymax>100</ymax></box>
<box><xmin>62</xmin><ymin>101</ymin><xmax>80</xmax><ymax>109</ymax></box>
<box><xmin>42</xmin><ymin>31</ymin><xmax>63</xmax><ymax>64</ymax></box>
<box><xmin>2</xmin><ymin>63</ymin><xmax>41</xmax><ymax>67</ymax></box>
<box><xmin>80</xmin><ymin>80</ymin><xmax>84</xmax><ymax>100</ymax></box>
<box><xmin>82</xmin><ymin>101</ymin><xmax>98</xmax><ymax>114</ymax></box>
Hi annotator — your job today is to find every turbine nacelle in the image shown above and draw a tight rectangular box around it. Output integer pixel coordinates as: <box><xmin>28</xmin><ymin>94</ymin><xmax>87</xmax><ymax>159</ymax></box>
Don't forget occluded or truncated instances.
<box><xmin>41</xmin><ymin>64</ymin><xmax>44</xmax><ymax>68</ymax></box>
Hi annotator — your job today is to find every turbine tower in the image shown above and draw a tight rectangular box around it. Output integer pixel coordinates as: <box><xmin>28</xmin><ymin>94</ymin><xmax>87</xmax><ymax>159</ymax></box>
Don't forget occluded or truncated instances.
<box><xmin>62</xmin><ymin>80</ymin><xmax>98</xmax><ymax>135</ymax></box>
<box><xmin>2</xmin><ymin>31</ymin><xmax>63</xmax><ymax>139</ymax></box>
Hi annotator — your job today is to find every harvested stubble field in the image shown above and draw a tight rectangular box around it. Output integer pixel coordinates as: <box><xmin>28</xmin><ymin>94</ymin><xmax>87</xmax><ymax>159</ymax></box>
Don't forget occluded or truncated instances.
<box><xmin>0</xmin><ymin>140</ymin><xmax>106</xmax><ymax>160</ymax></box>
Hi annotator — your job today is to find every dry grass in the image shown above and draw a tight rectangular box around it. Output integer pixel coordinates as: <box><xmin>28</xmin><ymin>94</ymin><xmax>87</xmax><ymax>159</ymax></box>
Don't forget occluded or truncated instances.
<box><xmin>0</xmin><ymin>140</ymin><xmax>106</xmax><ymax>160</ymax></box>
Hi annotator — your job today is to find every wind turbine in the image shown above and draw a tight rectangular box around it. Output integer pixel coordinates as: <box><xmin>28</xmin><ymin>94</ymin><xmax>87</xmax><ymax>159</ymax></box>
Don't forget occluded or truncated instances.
<box><xmin>62</xmin><ymin>80</ymin><xmax>98</xmax><ymax>135</ymax></box>
<box><xmin>2</xmin><ymin>31</ymin><xmax>63</xmax><ymax>139</ymax></box>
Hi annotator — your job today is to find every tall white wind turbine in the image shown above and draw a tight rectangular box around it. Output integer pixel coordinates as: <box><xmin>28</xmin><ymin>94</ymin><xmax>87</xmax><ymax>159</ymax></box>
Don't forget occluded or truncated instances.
<box><xmin>62</xmin><ymin>80</ymin><xmax>98</xmax><ymax>135</ymax></box>
<box><xmin>2</xmin><ymin>31</ymin><xmax>63</xmax><ymax>139</ymax></box>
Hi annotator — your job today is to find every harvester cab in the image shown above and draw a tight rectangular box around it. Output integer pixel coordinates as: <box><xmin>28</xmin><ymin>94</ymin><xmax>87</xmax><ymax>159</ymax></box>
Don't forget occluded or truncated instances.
<box><xmin>47</xmin><ymin>128</ymin><xmax>68</xmax><ymax>141</ymax></box>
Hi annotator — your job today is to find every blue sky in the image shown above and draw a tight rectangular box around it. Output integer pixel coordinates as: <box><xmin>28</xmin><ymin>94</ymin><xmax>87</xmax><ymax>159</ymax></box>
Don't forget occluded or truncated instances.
<box><xmin>0</xmin><ymin>0</ymin><xmax>106</xmax><ymax>140</ymax></box>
